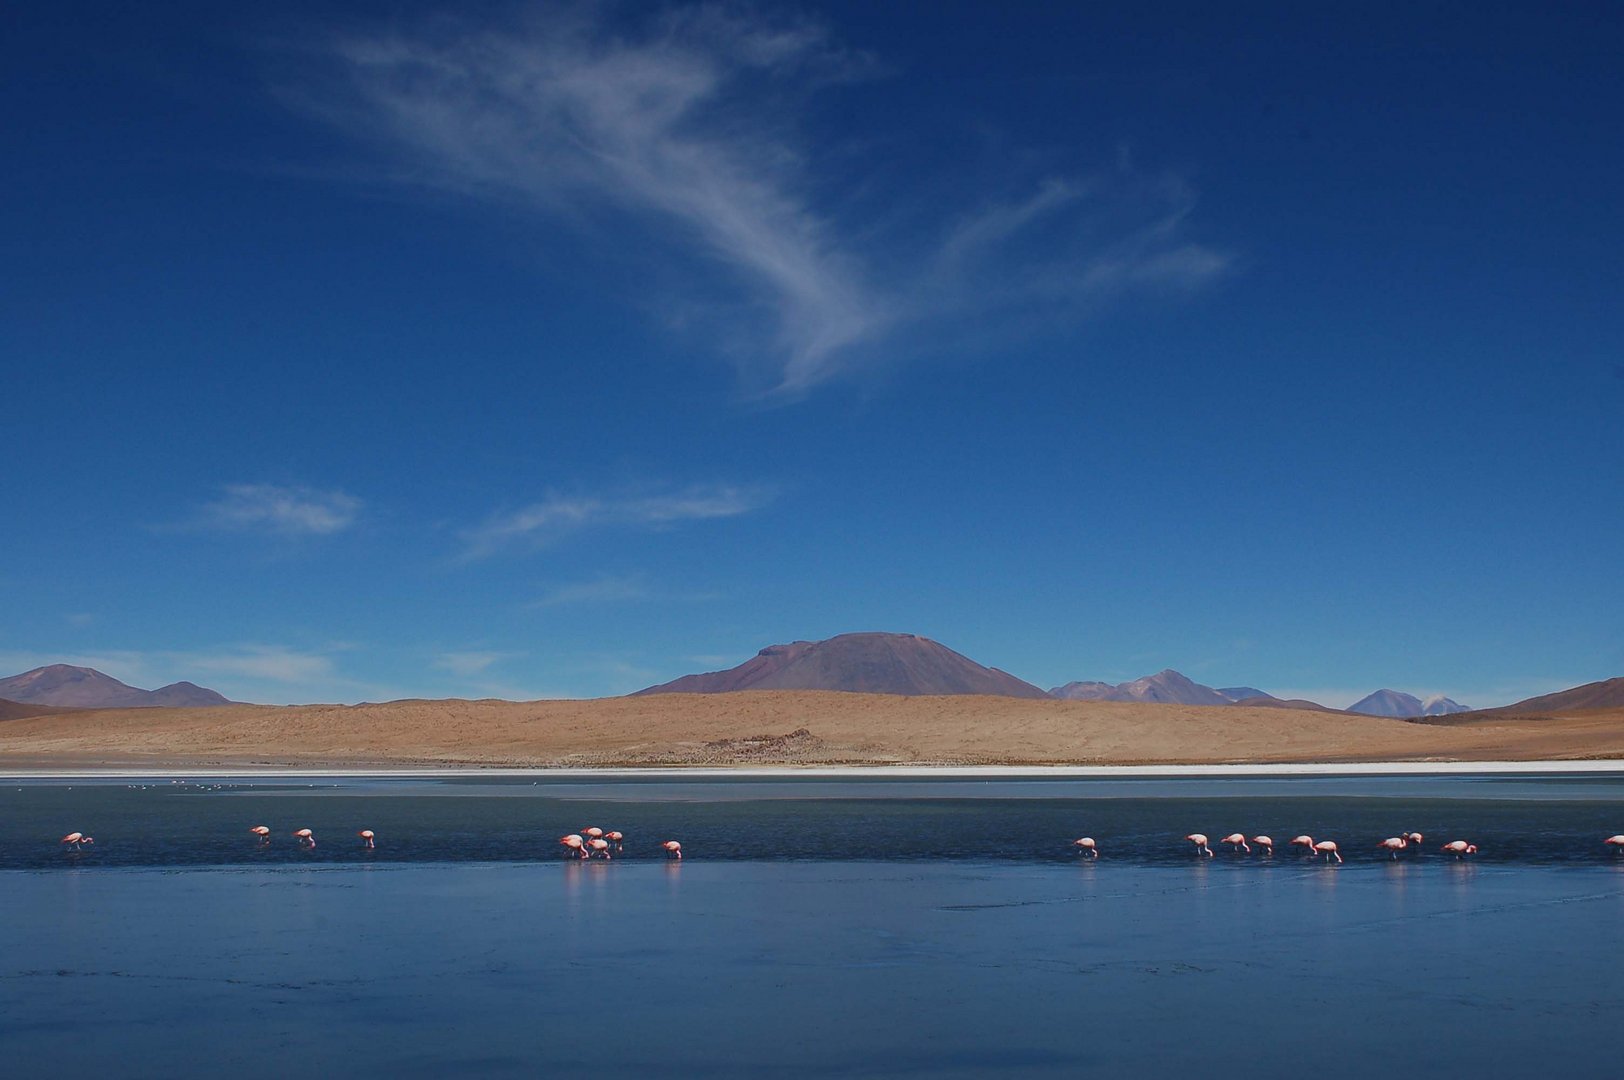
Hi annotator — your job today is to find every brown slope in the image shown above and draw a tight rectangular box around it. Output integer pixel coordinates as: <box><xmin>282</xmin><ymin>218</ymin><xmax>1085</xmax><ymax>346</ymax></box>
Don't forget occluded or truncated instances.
<box><xmin>1498</xmin><ymin>677</ymin><xmax>1624</xmax><ymax>714</ymax></box>
<box><xmin>636</xmin><ymin>632</ymin><xmax>1049</xmax><ymax>699</ymax></box>
<box><xmin>0</xmin><ymin>697</ymin><xmax>84</xmax><ymax>722</ymax></box>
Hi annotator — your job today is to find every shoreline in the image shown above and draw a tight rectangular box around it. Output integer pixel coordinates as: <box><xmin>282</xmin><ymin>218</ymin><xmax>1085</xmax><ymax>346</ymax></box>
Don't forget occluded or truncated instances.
<box><xmin>7</xmin><ymin>759</ymin><xmax>1624</xmax><ymax>781</ymax></box>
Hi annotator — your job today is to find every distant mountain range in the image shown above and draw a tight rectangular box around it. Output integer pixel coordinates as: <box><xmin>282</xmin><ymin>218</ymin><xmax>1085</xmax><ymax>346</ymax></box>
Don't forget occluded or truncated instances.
<box><xmin>634</xmin><ymin>633</ymin><xmax>1050</xmax><ymax>698</ymax></box>
<box><xmin>637</xmin><ymin>635</ymin><xmax>1497</xmax><ymax>714</ymax></box>
<box><xmin>8</xmin><ymin>647</ymin><xmax>1611</xmax><ymax>718</ymax></box>
<box><xmin>1050</xmin><ymin>669</ymin><xmax>1474</xmax><ymax>715</ymax></box>
<box><xmin>0</xmin><ymin>665</ymin><xmax>231</xmax><ymax>709</ymax></box>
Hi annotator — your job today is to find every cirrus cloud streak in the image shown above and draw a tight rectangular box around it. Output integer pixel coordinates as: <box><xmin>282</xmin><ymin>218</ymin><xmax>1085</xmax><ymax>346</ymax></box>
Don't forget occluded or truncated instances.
<box><xmin>296</xmin><ymin>4</ymin><xmax>1230</xmax><ymax>394</ymax></box>
<box><xmin>459</xmin><ymin>483</ymin><xmax>773</xmax><ymax>560</ymax></box>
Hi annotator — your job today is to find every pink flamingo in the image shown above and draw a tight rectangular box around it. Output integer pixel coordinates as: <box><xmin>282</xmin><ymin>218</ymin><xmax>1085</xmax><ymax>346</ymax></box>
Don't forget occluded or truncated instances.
<box><xmin>1379</xmin><ymin>837</ymin><xmax>1409</xmax><ymax>859</ymax></box>
<box><xmin>1072</xmin><ymin>837</ymin><xmax>1099</xmax><ymax>858</ymax></box>
<box><xmin>358</xmin><ymin>830</ymin><xmax>376</xmax><ymax>849</ymax></box>
<box><xmin>293</xmin><ymin>828</ymin><xmax>315</xmax><ymax>848</ymax></box>
<box><xmin>1289</xmin><ymin>835</ymin><xmax>1316</xmax><ymax>856</ymax></box>
<box><xmin>249</xmin><ymin>826</ymin><xmax>271</xmax><ymax>843</ymax></box>
<box><xmin>1221</xmin><ymin>833</ymin><xmax>1250</xmax><ymax>854</ymax></box>
<box><xmin>1441</xmin><ymin>840</ymin><xmax>1478</xmax><ymax>859</ymax></box>
<box><xmin>1406</xmin><ymin>832</ymin><xmax>1425</xmax><ymax>847</ymax></box>
<box><xmin>1252</xmin><ymin>835</ymin><xmax>1274</xmax><ymax>856</ymax></box>
<box><xmin>60</xmin><ymin>832</ymin><xmax>94</xmax><ymax>849</ymax></box>
<box><xmin>1313</xmin><ymin>840</ymin><xmax>1342</xmax><ymax>863</ymax></box>
<box><xmin>560</xmin><ymin>834</ymin><xmax>588</xmax><ymax>858</ymax></box>
<box><xmin>606</xmin><ymin>831</ymin><xmax>624</xmax><ymax>851</ymax></box>
<box><xmin>583</xmin><ymin>828</ymin><xmax>604</xmax><ymax>841</ymax></box>
<box><xmin>588</xmin><ymin>838</ymin><xmax>612</xmax><ymax>859</ymax></box>
<box><xmin>661</xmin><ymin>840</ymin><xmax>683</xmax><ymax>860</ymax></box>
<box><xmin>1606</xmin><ymin>835</ymin><xmax>1624</xmax><ymax>852</ymax></box>
<box><xmin>1185</xmin><ymin>833</ymin><xmax>1214</xmax><ymax>857</ymax></box>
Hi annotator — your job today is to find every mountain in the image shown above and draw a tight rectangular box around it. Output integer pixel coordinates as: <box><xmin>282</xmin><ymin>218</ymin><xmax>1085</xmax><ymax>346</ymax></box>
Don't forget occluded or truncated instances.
<box><xmin>1049</xmin><ymin>670</ymin><xmax>1237</xmax><ymax>707</ymax></box>
<box><xmin>635</xmin><ymin>633</ymin><xmax>1050</xmax><ymax>699</ymax></box>
<box><xmin>1496</xmin><ymin>676</ymin><xmax>1624</xmax><ymax>714</ymax></box>
<box><xmin>1347</xmin><ymin>690</ymin><xmax>1424</xmax><ymax>717</ymax></box>
<box><xmin>0</xmin><ymin>665</ymin><xmax>232</xmax><ymax>709</ymax></box>
<box><xmin>1217</xmin><ymin>686</ymin><xmax>1274</xmax><ymax>703</ymax></box>
<box><xmin>1113</xmin><ymin>670</ymin><xmax>1234</xmax><ymax>706</ymax></box>
<box><xmin>1347</xmin><ymin>689</ymin><xmax>1470</xmax><ymax>718</ymax></box>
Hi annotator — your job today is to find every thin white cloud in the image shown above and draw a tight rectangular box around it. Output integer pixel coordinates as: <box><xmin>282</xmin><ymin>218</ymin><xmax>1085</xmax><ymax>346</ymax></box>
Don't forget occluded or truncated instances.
<box><xmin>433</xmin><ymin>650</ymin><xmax>519</xmax><ymax>677</ymax></box>
<box><xmin>530</xmin><ymin>576</ymin><xmax>650</xmax><ymax>608</ymax></box>
<box><xmin>183</xmin><ymin>645</ymin><xmax>338</xmax><ymax>684</ymax></box>
<box><xmin>197</xmin><ymin>484</ymin><xmax>361</xmax><ymax>536</ymax></box>
<box><xmin>526</xmin><ymin>573</ymin><xmax>722</xmax><ymax>608</ymax></box>
<box><xmin>294</xmin><ymin>6</ymin><xmax>1229</xmax><ymax>394</ymax></box>
<box><xmin>461</xmin><ymin>484</ymin><xmax>771</xmax><ymax>559</ymax></box>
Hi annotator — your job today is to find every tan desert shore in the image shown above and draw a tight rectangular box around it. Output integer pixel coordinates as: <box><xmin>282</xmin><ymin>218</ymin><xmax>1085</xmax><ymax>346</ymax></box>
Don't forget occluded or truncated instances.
<box><xmin>1</xmin><ymin>691</ymin><xmax>1622</xmax><ymax>771</ymax></box>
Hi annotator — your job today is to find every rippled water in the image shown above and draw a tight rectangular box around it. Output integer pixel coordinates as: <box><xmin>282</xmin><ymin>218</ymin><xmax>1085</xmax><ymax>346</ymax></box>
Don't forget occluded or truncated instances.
<box><xmin>4</xmin><ymin>774</ymin><xmax>1623</xmax><ymax>1077</ymax></box>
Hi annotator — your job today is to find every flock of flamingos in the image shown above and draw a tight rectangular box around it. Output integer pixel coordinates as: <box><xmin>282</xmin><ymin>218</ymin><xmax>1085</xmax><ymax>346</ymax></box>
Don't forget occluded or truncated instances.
<box><xmin>47</xmin><ymin>825</ymin><xmax>1624</xmax><ymax>861</ymax></box>
<box><xmin>56</xmin><ymin>825</ymin><xmax>687</xmax><ymax>858</ymax></box>
<box><xmin>1073</xmin><ymin>831</ymin><xmax>1624</xmax><ymax>861</ymax></box>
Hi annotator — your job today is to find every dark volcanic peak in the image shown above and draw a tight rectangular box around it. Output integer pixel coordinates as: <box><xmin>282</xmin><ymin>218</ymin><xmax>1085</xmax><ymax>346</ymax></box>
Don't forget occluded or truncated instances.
<box><xmin>635</xmin><ymin>632</ymin><xmax>1049</xmax><ymax>699</ymax></box>
<box><xmin>1497</xmin><ymin>676</ymin><xmax>1624</xmax><ymax>714</ymax></box>
<box><xmin>0</xmin><ymin>665</ymin><xmax>231</xmax><ymax>709</ymax></box>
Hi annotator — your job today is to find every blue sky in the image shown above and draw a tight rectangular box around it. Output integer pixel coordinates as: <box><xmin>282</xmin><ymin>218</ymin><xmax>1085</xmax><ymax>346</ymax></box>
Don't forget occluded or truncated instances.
<box><xmin>3</xmin><ymin>2</ymin><xmax>1620</xmax><ymax>706</ymax></box>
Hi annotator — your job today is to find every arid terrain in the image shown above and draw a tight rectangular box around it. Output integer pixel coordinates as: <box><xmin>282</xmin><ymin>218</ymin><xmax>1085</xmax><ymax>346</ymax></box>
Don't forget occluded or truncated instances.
<box><xmin>2</xmin><ymin>691</ymin><xmax>1622</xmax><ymax>770</ymax></box>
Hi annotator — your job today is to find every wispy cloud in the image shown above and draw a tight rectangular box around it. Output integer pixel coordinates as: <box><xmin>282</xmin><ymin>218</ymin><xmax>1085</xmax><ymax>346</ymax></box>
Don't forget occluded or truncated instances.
<box><xmin>530</xmin><ymin>576</ymin><xmax>650</xmax><ymax>608</ymax></box>
<box><xmin>460</xmin><ymin>483</ymin><xmax>771</xmax><ymax>559</ymax></box>
<box><xmin>183</xmin><ymin>645</ymin><xmax>339</xmax><ymax>684</ymax></box>
<box><xmin>293</xmin><ymin>5</ymin><xmax>1228</xmax><ymax>394</ymax></box>
<box><xmin>196</xmin><ymin>484</ymin><xmax>361</xmax><ymax>536</ymax></box>
<box><xmin>527</xmin><ymin>573</ymin><xmax>722</xmax><ymax>608</ymax></box>
<box><xmin>433</xmin><ymin>650</ymin><xmax>519</xmax><ymax>677</ymax></box>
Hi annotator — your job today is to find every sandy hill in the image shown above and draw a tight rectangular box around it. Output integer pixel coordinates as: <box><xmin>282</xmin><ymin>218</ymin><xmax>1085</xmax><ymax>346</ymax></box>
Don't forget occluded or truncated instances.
<box><xmin>636</xmin><ymin>632</ymin><xmax>1049</xmax><ymax>699</ymax></box>
<box><xmin>1</xmin><ymin>693</ymin><xmax>1622</xmax><ymax>769</ymax></box>
<box><xmin>0</xmin><ymin>665</ymin><xmax>231</xmax><ymax>709</ymax></box>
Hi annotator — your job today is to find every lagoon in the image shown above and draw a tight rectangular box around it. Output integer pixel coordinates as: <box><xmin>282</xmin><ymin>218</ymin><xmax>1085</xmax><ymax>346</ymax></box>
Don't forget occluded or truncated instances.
<box><xmin>4</xmin><ymin>774</ymin><xmax>1623</xmax><ymax>1077</ymax></box>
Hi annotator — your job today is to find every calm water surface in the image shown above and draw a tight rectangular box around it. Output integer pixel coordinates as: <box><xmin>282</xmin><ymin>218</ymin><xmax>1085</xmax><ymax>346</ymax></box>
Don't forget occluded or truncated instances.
<box><xmin>3</xmin><ymin>774</ymin><xmax>1622</xmax><ymax>1076</ymax></box>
